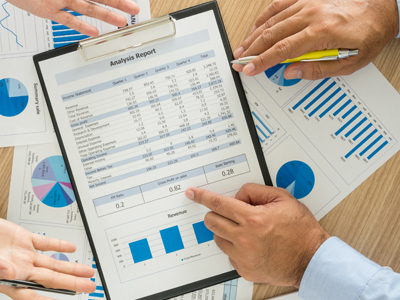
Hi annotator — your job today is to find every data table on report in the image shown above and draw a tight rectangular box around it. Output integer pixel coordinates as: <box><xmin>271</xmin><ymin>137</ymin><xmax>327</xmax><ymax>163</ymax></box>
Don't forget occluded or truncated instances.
<box><xmin>37</xmin><ymin>9</ymin><xmax>265</xmax><ymax>298</ymax></box>
<box><xmin>64</xmin><ymin>49</ymin><xmax>248</xmax><ymax>216</ymax></box>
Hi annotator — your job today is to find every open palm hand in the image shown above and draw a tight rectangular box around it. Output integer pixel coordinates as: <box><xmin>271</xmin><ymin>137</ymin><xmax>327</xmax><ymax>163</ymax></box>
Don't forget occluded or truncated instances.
<box><xmin>0</xmin><ymin>218</ymin><xmax>95</xmax><ymax>300</ymax></box>
<box><xmin>7</xmin><ymin>0</ymin><xmax>140</xmax><ymax>36</ymax></box>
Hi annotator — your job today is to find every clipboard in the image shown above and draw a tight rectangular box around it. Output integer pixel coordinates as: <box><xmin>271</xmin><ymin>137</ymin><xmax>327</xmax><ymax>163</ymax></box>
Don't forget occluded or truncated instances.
<box><xmin>33</xmin><ymin>1</ymin><xmax>272</xmax><ymax>299</ymax></box>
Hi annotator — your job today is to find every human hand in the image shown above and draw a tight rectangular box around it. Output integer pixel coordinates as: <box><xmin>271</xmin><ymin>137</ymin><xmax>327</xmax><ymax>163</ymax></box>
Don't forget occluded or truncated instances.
<box><xmin>7</xmin><ymin>0</ymin><xmax>140</xmax><ymax>36</ymax></box>
<box><xmin>233</xmin><ymin>0</ymin><xmax>399</xmax><ymax>80</ymax></box>
<box><xmin>0</xmin><ymin>218</ymin><xmax>95</xmax><ymax>300</ymax></box>
<box><xmin>185</xmin><ymin>184</ymin><xmax>330</xmax><ymax>287</ymax></box>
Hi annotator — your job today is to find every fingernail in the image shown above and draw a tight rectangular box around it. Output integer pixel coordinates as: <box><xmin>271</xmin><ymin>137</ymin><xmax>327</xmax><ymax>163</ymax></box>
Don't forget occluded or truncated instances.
<box><xmin>232</xmin><ymin>64</ymin><xmax>244</xmax><ymax>72</ymax></box>
<box><xmin>233</xmin><ymin>46</ymin><xmax>244</xmax><ymax>59</ymax></box>
<box><xmin>285</xmin><ymin>69</ymin><xmax>303</xmax><ymax>79</ymax></box>
<box><xmin>250</xmin><ymin>26</ymin><xmax>257</xmax><ymax>34</ymax></box>
<box><xmin>0</xmin><ymin>267</ymin><xmax>8</xmax><ymax>279</ymax></box>
<box><xmin>243</xmin><ymin>63</ymin><xmax>255</xmax><ymax>75</ymax></box>
<box><xmin>185</xmin><ymin>189</ymin><xmax>195</xmax><ymax>200</ymax></box>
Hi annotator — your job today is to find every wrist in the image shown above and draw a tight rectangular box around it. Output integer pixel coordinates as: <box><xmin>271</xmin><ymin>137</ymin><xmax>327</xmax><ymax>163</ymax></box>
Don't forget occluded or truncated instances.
<box><xmin>293</xmin><ymin>229</ymin><xmax>331</xmax><ymax>288</ymax></box>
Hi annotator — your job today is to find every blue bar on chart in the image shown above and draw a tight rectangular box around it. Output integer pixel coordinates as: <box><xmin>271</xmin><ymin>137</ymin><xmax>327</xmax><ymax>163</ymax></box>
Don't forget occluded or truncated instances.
<box><xmin>360</xmin><ymin>135</ymin><xmax>383</xmax><ymax>156</ymax></box>
<box><xmin>345</xmin><ymin>129</ymin><xmax>378</xmax><ymax>159</ymax></box>
<box><xmin>354</xmin><ymin>123</ymin><xmax>373</xmax><ymax>141</ymax></box>
<box><xmin>129</xmin><ymin>238</ymin><xmax>153</xmax><ymax>263</ymax></box>
<box><xmin>319</xmin><ymin>94</ymin><xmax>346</xmax><ymax>118</ymax></box>
<box><xmin>333</xmin><ymin>99</ymin><xmax>351</xmax><ymax>117</ymax></box>
<box><xmin>308</xmin><ymin>87</ymin><xmax>341</xmax><ymax>117</ymax></box>
<box><xmin>252</xmin><ymin>111</ymin><xmax>274</xmax><ymax>135</ymax></box>
<box><xmin>292</xmin><ymin>78</ymin><xmax>330</xmax><ymax>110</ymax></box>
<box><xmin>367</xmin><ymin>141</ymin><xmax>389</xmax><ymax>160</ymax></box>
<box><xmin>335</xmin><ymin>111</ymin><xmax>362</xmax><ymax>136</ymax></box>
<box><xmin>89</xmin><ymin>292</ymin><xmax>104</xmax><ymax>299</ymax></box>
<box><xmin>256</xmin><ymin>125</ymin><xmax>269</xmax><ymax>140</ymax></box>
<box><xmin>342</xmin><ymin>105</ymin><xmax>357</xmax><ymax>119</ymax></box>
<box><xmin>304</xmin><ymin>82</ymin><xmax>336</xmax><ymax>111</ymax></box>
<box><xmin>258</xmin><ymin>136</ymin><xmax>265</xmax><ymax>143</ymax></box>
<box><xmin>345</xmin><ymin>117</ymin><xmax>367</xmax><ymax>138</ymax></box>
<box><xmin>92</xmin><ymin>257</ymin><xmax>97</xmax><ymax>269</ymax></box>
<box><xmin>192</xmin><ymin>221</ymin><xmax>214</xmax><ymax>244</ymax></box>
<box><xmin>160</xmin><ymin>226</ymin><xmax>185</xmax><ymax>254</ymax></box>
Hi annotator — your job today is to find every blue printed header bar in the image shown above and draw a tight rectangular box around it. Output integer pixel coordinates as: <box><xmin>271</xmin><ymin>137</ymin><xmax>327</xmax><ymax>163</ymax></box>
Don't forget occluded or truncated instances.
<box><xmin>55</xmin><ymin>30</ymin><xmax>211</xmax><ymax>86</ymax></box>
<box><xmin>62</xmin><ymin>50</ymin><xmax>215</xmax><ymax>103</ymax></box>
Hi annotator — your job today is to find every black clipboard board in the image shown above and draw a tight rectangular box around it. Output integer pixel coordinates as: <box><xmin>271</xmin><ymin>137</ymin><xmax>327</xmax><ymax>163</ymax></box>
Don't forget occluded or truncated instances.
<box><xmin>33</xmin><ymin>1</ymin><xmax>272</xmax><ymax>299</ymax></box>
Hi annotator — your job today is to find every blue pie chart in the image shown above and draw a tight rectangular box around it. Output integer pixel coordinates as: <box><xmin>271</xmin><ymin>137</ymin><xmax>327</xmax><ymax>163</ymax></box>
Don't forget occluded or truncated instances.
<box><xmin>276</xmin><ymin>161</ymin><xmax>315</xmax><ymax>199</ymax></box>
<box><xmin>265</xmin><ymin>64</ymin><xmax>301</xmax><ymax>87</ymax></box>
<box><xmin>0</xmin><ymin>78</ymin><xmax>29</xmax><ymax>117</ymax></box>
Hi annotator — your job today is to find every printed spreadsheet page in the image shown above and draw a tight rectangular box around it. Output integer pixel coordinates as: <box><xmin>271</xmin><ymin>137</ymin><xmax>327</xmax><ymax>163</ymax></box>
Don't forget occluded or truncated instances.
<box><xmin>37</xmin><ymin>10</ymin><xmax>265</xmax><ymax>300</ymax></box>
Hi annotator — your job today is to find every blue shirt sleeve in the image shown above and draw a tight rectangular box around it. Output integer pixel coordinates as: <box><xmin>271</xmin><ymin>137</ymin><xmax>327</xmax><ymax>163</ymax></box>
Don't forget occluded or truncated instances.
<box><xmin>298</xmin><ymin>237</ymin><xmax>400</xmax><ymax>300</ymax></box>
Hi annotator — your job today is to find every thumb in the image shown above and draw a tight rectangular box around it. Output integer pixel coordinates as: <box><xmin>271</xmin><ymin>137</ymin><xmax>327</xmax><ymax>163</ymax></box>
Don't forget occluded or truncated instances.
<box><xmin>235</xmin><ymin>183</ymin><xmax>294</xmax><ymax>206</ymax></box>
<box><xmin>284</xmin><ymin>59</ymin><xmax>355</xmax><ymax>81</ymax></box>
<box><xmin>0</xmin><ymin>259</ymin><xmax>16</xmax><ymax>280</ymax></box>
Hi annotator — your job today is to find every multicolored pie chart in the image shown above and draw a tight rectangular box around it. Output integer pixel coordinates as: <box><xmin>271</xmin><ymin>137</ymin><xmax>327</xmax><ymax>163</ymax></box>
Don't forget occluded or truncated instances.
<box><xmin>51</xmin><ymin>253</ymin><xmax>69</xmax><ymax>262</ymax></box>
<box><xmin>32</xmin><ymin>156</ymin><xmax>76</xmax><ymax>208</ymax></box>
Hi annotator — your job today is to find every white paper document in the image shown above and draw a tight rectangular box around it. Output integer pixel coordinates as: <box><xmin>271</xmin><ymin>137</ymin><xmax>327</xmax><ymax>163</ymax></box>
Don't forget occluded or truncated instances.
<box><xmin>242</xmin><ymin>63</ymin><xmax>400</xmax><ymax>220</ymax></box>
<box><xmin>35</xmin><ymin>9</ymin><xmax>265</xmax><ymax>300</ymax></box>
<box><xmin>0</xmin><ymin>0</ymin><xmax>151</xmax><ymax>147</ymax></box>
<box><xmin>4</xmin><ymin>143</ymin><xmax>254</xmax><ymax>300</ymax></box>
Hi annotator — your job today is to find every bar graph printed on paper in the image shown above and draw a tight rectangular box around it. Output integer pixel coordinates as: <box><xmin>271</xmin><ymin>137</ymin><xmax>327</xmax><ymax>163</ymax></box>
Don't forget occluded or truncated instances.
<box><xmin>243</xmin><ymin>86</ymin><xmax>286</xmax><ymax>151</ymax></box>
<box><xmin>128</xmin><ymin>221</ymin><xmax>213</xmax><ymax>264</ymax></box>
<box><xmin>286</xmin><ymin>77</ymin><xmax>395</xmax><ymax>183</ymax></box>
<box><xmin>89</xmin><ymin>257</ymin><xmax>107</xmax><ymax>300</ymax></box>
<box><xmin>51</xmin><ymin>10</ymin><xmax>90</xmax><ymax>48</ymax></box>
<box><xmin>106</xmin><ymin>214</ymin><xmax>219</xmax><ymax>282</ymax></box>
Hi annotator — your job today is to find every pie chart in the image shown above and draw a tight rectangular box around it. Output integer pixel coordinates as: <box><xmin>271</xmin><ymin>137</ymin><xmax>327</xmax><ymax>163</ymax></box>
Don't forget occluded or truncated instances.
<box><xmin>0</xmin><ymin>78</ymin><xmax>29</xmax><ymax>117</ymax></box>
<box><xmin>265</xmin><ymin>64</ymin><xmax>301</xmax><ymax>87</ymax></box>
<box><xmin>51</xmin><ymin>253</ymin><xmax>69</xmax><ymax>262</ymax></box>
<box><xmin>32</xmin><ymin>156</ymin><xmax>76</xmax><ymax>208</ymax></box>
<box><xmin>276</xmin><ymin>160</ymin><xmax>315</xmax><ymax>199</ymax></box>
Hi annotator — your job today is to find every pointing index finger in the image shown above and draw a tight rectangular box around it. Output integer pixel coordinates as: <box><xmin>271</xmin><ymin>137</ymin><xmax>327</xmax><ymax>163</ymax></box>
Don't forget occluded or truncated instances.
<box><xmin>185</xmin><ymin>188</ymin><xmax>250</xmax><ymax>224</ymax></box>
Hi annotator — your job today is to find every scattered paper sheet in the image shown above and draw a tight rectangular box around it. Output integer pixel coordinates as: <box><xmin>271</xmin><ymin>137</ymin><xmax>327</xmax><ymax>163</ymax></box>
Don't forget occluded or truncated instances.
<box><xmin>0</xmin><ymin>0</ymin><xmax>151</xmax><ymax>147</ymax></box>
<box><xmin>242</xmin><ymin>63</ymin><xmax>400</xmax><ymax>221</ymax></box>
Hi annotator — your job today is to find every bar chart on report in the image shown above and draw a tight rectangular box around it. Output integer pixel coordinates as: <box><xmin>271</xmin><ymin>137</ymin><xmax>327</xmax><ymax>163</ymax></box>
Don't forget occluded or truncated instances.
<box><xmin>128</xmin><ymin>221</ymin><xmax>213</xmax><ymax>264</ymax></box>
<box><xmin>106</xmin><ymin>209</ymin><xmax>220</xmax><ymax>282</ymax></box>
<box><xmin>286</xmin><ymin>77</ymin><xmax>396</xmax><ymax>183</ymax></box>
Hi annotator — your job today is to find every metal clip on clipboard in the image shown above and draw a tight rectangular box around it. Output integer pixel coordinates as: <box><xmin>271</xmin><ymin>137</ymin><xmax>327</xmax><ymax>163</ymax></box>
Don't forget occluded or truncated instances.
<box><xmin>78</xmin><ymin>15</ymin><xmax>176</xmax><ymax>62</ymax></box>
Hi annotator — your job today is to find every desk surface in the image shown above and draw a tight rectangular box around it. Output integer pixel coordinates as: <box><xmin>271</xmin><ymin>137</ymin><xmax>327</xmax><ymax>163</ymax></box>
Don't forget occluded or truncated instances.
<box><xmin>1</xmin><ymin>0</ymin><xmax>400</xmax><ymax>299</ymax></box>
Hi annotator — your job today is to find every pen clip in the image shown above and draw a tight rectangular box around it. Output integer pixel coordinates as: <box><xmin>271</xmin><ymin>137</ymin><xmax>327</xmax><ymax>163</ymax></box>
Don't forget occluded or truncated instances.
<box><xmin>300</xmin><ymin>56</ymin><xmax>338</xmax><ymax>62</ymax></box>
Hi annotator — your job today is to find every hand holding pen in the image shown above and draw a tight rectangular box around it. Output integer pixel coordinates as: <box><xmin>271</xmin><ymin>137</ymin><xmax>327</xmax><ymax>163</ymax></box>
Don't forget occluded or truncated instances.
<box><xmin>232</xmin><ymin>0</ymin><xmax>399</xmax><ymax>80</ymax></box>
<box><xmin>0</xmin><ymin>219</ymin><xmax>95</xmax><ymax>300</ymax></box>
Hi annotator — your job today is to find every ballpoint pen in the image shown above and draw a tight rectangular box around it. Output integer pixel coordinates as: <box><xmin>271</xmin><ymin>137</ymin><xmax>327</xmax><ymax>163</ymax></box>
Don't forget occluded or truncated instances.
<box><xmin>0</xmin><ymin>279</ymin><xmax>79</xmax><ymax>296</ymax></box>
<box><xmin>231</xmin><ymin>49</ymin><xmax>359</xmax><ymax>65</ymax></box>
